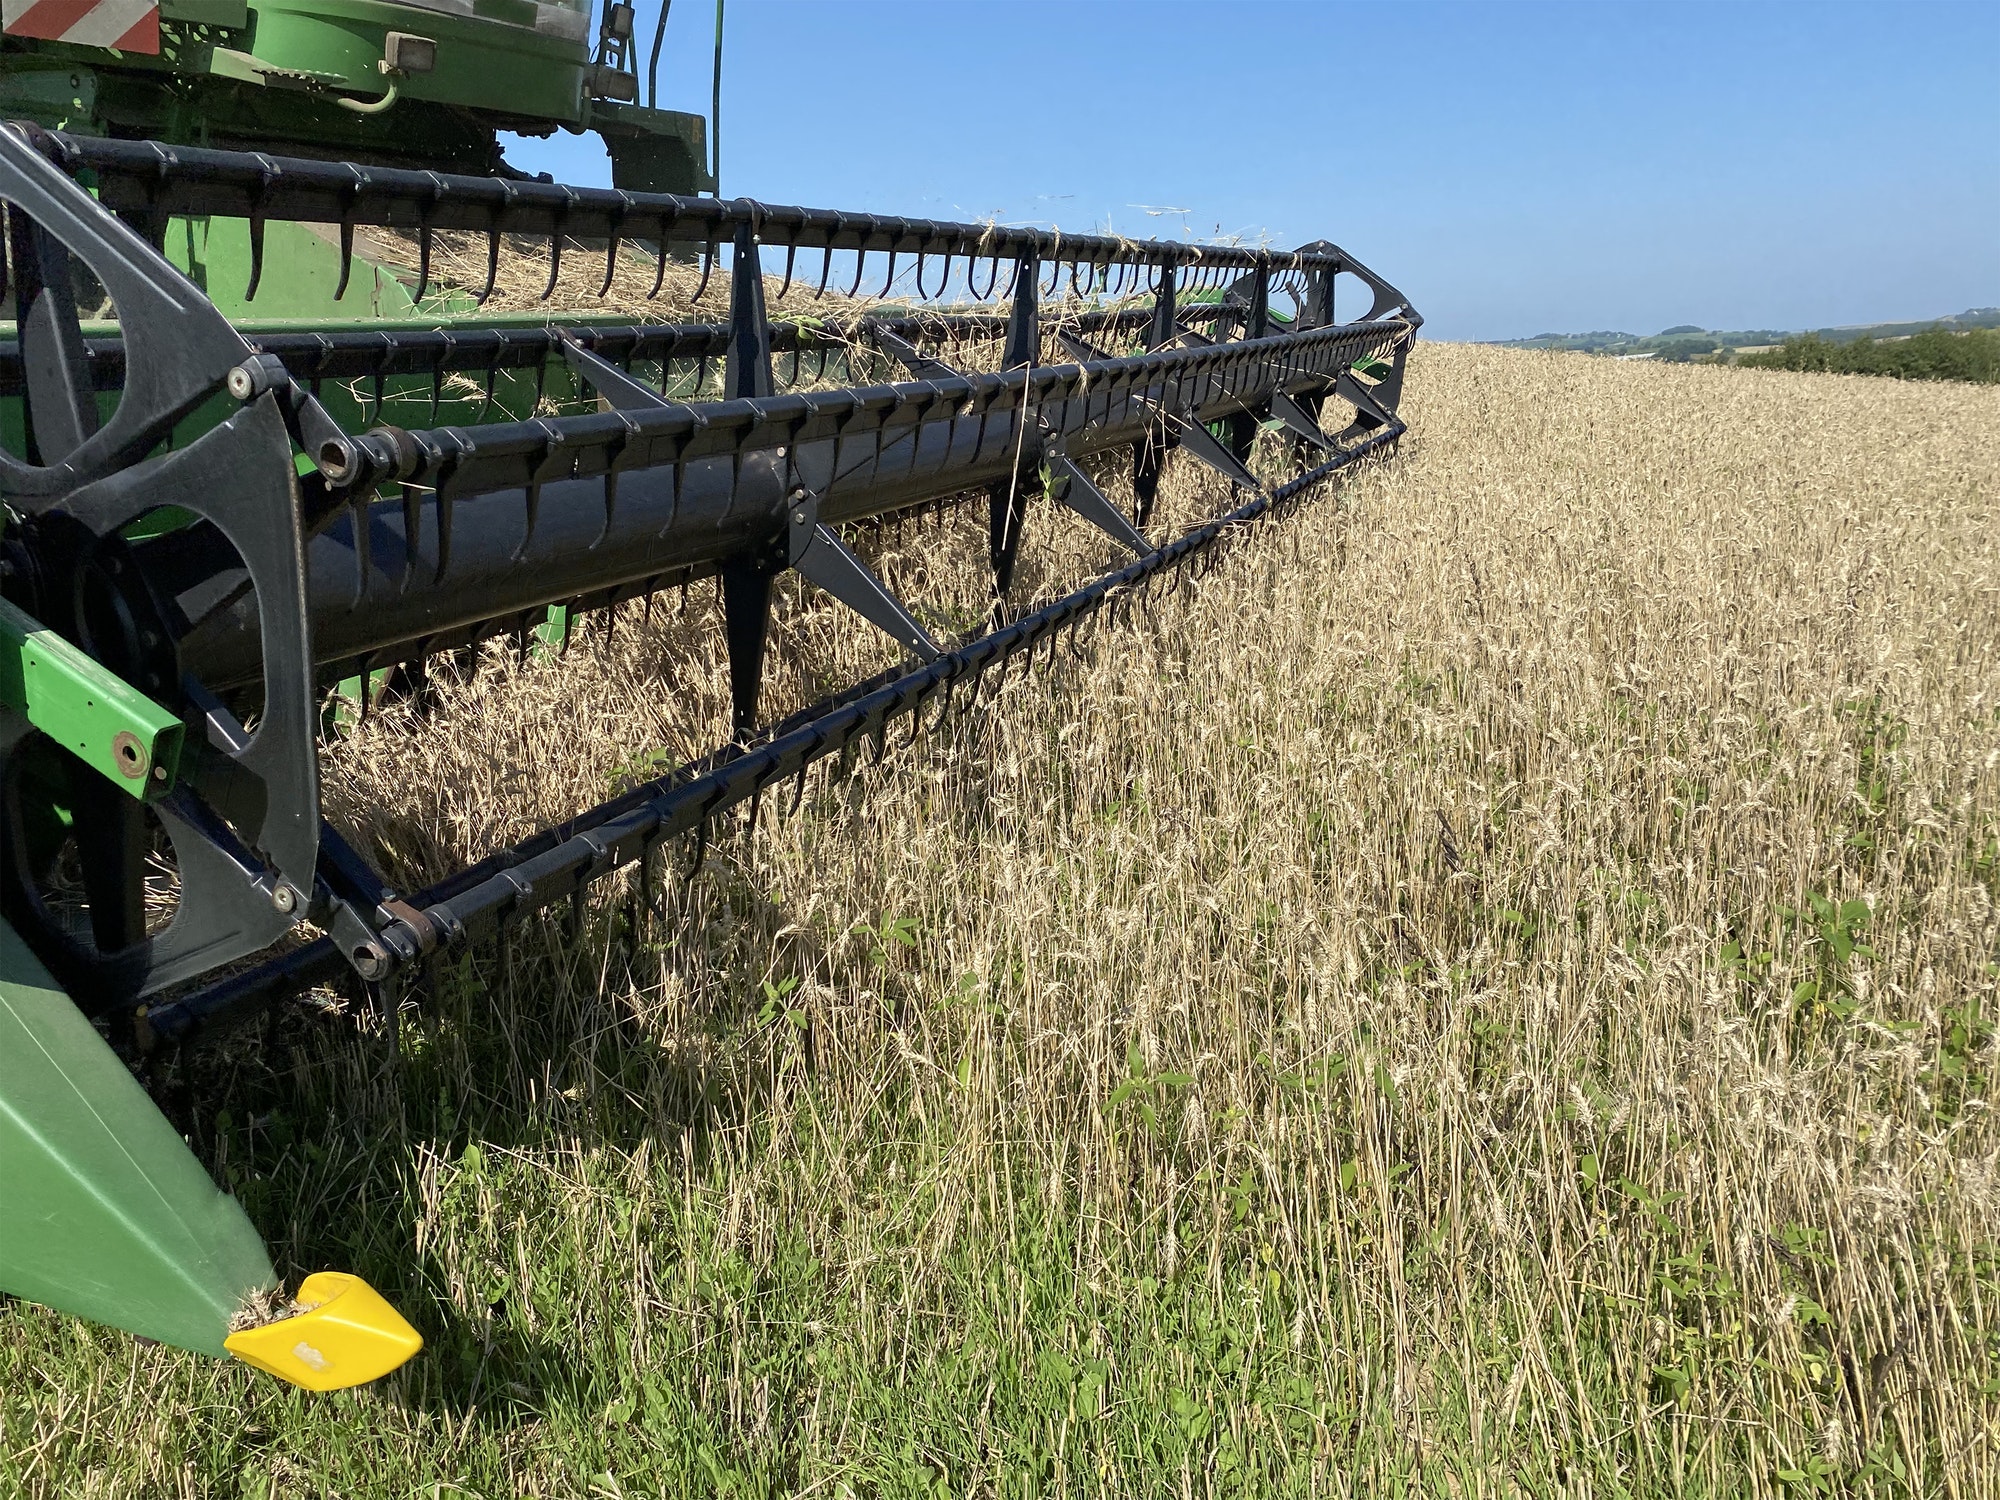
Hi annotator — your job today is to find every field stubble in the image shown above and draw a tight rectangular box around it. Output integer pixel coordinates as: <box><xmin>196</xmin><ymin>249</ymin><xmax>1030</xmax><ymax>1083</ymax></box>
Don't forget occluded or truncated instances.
<box><xmin>2</xmin><ymin>343</ymin><xmax>1996</xmax><ymax>1497</ymax></box>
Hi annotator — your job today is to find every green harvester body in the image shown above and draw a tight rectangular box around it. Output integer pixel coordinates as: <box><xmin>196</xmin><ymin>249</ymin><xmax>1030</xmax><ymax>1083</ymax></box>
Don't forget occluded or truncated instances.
<box><xmin>0</xmin><ymin>0</ymin><xmax>712</xmax><ymax>188</ymax></box>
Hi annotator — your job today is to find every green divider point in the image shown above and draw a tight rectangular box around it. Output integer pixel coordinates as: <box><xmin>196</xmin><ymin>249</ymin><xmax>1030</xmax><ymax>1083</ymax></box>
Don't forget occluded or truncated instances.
<box><xmin>532</xmin><ymin>604</ymin><xmax>571</xmax><ymax>659</ymax></box>
<box><xmin>330</xmin><ymin>666</ymin><xmax>390</xmax><ymax>732</ymax></box>
<box><xmin>0</xmin><ymin>917</ymin><xmax>275</xmax><ymax>1356</ymax></box>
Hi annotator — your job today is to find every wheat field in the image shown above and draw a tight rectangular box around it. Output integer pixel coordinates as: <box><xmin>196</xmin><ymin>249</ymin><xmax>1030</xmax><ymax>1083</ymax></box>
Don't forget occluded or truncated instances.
<box><xmin>2</xmin><ymin>342</ymin><xmax>1995</xmax><ymax>1497</ymax></box>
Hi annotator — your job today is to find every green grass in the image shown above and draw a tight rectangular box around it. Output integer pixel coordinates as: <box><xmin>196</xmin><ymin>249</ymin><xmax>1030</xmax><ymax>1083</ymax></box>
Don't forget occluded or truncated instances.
<box><xmin>15</xmin><ymin>916</ymin><xmax>1960</xmax><ymax>1499</ymax></box>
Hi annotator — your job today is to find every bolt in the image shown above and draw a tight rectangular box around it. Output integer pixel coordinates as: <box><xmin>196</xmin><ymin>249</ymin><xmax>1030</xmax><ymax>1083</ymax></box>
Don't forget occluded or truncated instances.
<box><xmin>793</xmin><ymin>508</ymin><xmax>807</xmax><ymax>525</ymax></box>
<box><xmin>271</xmin><ymin>884</ymin><xmax>297</xmax><ymax>915</ymax></box>
<box><xmin>226</xmin><ymin>364</ymin><xmax>257</xmax><ymax>400</ymax></box>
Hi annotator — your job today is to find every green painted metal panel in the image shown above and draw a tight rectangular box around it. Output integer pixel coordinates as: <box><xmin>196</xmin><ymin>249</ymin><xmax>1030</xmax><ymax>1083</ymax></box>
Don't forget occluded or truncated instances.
<box><xmin>0</xmin><ymin>0</ymin><xmax>710</xmax><ymax>189</ymax></box>
<box><xmin>162</xmin><ymin>0</ymin><xmax>250</xmax><ymax>26</ymax></box>
<box><xmin>594</xmin><ymin>96</ymin><xmax>713</xmax><ymax>196</ymax></box>
<box><xmin>228</xmin><ymin>308</ymin><xmax>670</xmax><ymax>333</ymax></box>
<box><xmin>0</xmin><ymin>915</ymin><xmax>276</xmax><ymax>1356</ymax></box>
<box><xmin>0</xmin><ymin>62</ymin><xmax>97</xmax><ymax>131</ymax></box>
<box><xmin>167</xmin><ymin>214</ymin><xmax>419</xmax><ymax>322</ymax></box>
<box><xmin>0</xmin><ymin>598</ymin><xmax>183</xmax><ymax>799</ymax></box>
<box><xmin>244</xmin><ymin>0</ymin><xmax>589</xmax><ymax>121</ymax></box>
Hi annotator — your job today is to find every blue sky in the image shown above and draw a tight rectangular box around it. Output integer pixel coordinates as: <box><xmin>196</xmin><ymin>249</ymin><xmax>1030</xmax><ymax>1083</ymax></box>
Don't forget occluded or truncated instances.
<box><xmin>508</xmin><ymin>0</ymin><xmax>1998</xmax><ymax>342</ymax></box>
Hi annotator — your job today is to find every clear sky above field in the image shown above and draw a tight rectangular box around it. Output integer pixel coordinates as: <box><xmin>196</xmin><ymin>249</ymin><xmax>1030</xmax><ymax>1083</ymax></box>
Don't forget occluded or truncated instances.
<box><xmin>508</xmin><ymin>0</ymin><xmax>1998</xmax><ymax>343</ymax></box>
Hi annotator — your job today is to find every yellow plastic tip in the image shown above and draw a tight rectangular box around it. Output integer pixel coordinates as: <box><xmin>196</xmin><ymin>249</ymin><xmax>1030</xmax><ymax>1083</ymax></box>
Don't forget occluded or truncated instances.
<box><xmin>224</xmin><ymin>1272</ymin><xmax>423</xmax><ymax>1391</ymax></box>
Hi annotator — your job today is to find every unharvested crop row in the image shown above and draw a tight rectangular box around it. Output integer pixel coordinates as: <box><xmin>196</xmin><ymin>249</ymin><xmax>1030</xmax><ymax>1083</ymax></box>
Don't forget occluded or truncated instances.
<box><xmin>5</xmin><ymin>343</ymin><xmax>1993</xmax><ymax>1497</ymax></box>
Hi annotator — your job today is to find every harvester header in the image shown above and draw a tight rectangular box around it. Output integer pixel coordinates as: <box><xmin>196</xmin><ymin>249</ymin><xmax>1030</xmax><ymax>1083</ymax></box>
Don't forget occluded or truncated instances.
<box><xmin>0</xmin><ymin>0</ymin><xmax>1417</xmax><ymax>1392</ymax></box>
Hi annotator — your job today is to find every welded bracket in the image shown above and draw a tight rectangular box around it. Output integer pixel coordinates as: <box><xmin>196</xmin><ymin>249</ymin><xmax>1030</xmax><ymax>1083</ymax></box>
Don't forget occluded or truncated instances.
<box><xmin>1173</xmin><ymin>413</ymin><xmax>1265</xmax><ymax>493</ymax></box>
<box><xmin>1270</xmin><ymin>389</ymin><xmax>1334</xmax><ymax>452</ymax></box>
<box><xmin>988</xmin><ymin>470</ymin><xmax>1030</xmax><ymax>610</ymax></box>
<box><xmin>1336</xmin><ymin>369</ymin><xmax>1396</xmax><ymax>431</ymax></box>
<box><xmin>725</xmin><ymin>220</ymin><xmax>774</xmax><ymax>401</ymax></box>
<box><xmin>1146</xmin><ymin>264</ymin><xmax>1178</xmax><ymax>351</ymax></box>
<box><xmin>986</xmin><ymin>252</ymin><xmax>1043</xmax><ymax>611</ymax></box>
<box><xmin>1054</xmin><ymin>330</ymin><xmax>1111</xmax><ymax>364</ymax></box>
<box><xmin>1049</xmin><ymin>329</ymin><xmax>1173</xmax><ymax>541</ymax></box>
<box><xmin>557</xmin><ymin>330</ymin><xmax>680</xmax><ymax>411</ymax></box>
<box><xmin>873</xmin><ymin>329</ymin><xmax>962</xmax><ymax>383</ymax></box>
<box><xmin>0</xmin><ymin>597</ymin><xmax>183</xmax><ymax>798</ymax></box>
<box><xmin>720</xmin><ymin>556</ymin><xmax>775</xmax><ymax>741</ymax></box>
<box><xmin>787</xmin><ymin>493</ymin><xmax>940</xmax><ymax>661</ymax></box>
<box><xmin>1043</xmin><ymin>452</ymin><xmax>1149</xmax><ymax>557</ymax></box>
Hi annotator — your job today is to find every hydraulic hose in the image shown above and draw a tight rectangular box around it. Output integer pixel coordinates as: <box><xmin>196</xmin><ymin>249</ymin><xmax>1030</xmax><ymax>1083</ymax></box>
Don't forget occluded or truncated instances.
<box><xmin>709</xmin><ymin>0</ymin><xmax>723</xmax><ymax>193</ymax></box>
<box><xmin>647</xmin><ymin>0</ymin><xmax>672</xmax><ymax>107</ymax></box>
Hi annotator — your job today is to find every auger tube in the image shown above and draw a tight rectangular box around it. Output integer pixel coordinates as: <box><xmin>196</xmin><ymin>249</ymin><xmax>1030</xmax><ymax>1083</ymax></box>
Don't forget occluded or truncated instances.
<box><xmin>174</xmin><ymin>322</ymin><xmax>1399</xmax><ymax>688</ymax></box>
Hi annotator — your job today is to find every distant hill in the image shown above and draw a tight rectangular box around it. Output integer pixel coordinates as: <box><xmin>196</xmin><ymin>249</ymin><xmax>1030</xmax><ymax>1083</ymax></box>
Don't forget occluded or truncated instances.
<box><xmin>1493</xmin><ymin>308</ymin><xmax>2000</xmax><ymax>362</ymax></box>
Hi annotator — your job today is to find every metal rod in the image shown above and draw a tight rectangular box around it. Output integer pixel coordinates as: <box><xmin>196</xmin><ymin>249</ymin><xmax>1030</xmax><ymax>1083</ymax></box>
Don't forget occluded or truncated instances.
<box><xmin>647</xmin><ymin>0</ymin><xmax>672</xmax><ymax>108</ymax></box>
<box><xmin>709</xmin><ymin>0</ymin><xmax>724</xmax><ymax>194</ymax></box>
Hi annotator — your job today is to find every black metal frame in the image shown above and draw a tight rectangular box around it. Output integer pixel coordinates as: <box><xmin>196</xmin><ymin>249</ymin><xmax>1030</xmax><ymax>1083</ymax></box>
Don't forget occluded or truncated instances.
<box><xmin>0</xmin><ymin>122</ymin><xmax>1419</xmax><ymax>1041</ymax></box>
<box><xmin>0</xmin><ymin>127</ymin><xmax>326</xmax><ymax>1003</ymax></box>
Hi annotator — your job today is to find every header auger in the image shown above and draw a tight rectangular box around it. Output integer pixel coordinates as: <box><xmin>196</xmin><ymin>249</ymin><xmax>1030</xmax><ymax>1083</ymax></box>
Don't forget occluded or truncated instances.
<box><xmin>0</xmin><ymin>6</ymin><xmax>1416</xmax><ymax>1388</ymax></box>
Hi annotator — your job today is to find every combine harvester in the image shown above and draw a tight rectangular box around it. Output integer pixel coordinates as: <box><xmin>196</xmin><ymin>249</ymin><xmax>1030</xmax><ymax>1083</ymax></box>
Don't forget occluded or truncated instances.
<box><xmin>0</xmin><ymin>0</ymin><xmax>1418</xmax><ymax>1391</ymax></box>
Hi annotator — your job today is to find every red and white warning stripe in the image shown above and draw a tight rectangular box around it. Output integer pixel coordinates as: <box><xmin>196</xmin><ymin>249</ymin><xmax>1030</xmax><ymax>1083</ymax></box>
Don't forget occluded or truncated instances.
<box><xmin>2</xmin><ymin>0</ymin><xmax>158</xmax><ymax>54</ymax></box>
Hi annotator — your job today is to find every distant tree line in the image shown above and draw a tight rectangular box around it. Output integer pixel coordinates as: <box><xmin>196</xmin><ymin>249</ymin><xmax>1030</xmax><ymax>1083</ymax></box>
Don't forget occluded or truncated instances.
<box><xmin>1651</xmin><ymin>337</ymin><xmax>1719</xmax><ymax>363</ymax></box>
<box><xmin>1737</xmin><ymin>328</ymin><xmax>1998</xmax><ymax>384</ymax></box>
<box><xmin>1496</xmin><ymin>309</ymin><xmax>1999</xmax><ymax>364</ymax></box>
